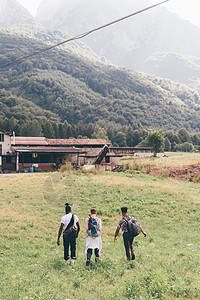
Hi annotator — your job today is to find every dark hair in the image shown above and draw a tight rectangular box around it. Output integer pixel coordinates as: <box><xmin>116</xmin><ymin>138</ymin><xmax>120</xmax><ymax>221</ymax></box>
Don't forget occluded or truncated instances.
<box><xmin>121</xmin><ymin>206</ymin><xmax>128</xmax><ymax>213</ymax></box>
<box><xmin>91</xmin><ymin>208</ymin><xmax>97</xmax><ymax>214</ymax></box>
<box><xmin>65</xmin><ymin>203</ymin><xmax>71</xmax><ymax>214</ymax></box>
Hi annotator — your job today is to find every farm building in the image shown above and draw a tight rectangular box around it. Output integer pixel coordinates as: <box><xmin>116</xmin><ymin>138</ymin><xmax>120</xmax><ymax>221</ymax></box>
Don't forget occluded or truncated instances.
<box><xmin>0</xmin><ymin>129</ymin><xmax>13</xmax><ymax>172</ymax></box>
<box><xmin>0</xmin><ymin>129</ymin><xmax>153</xmax><ymax>173</ymax></box>
<box><xmin>110</xmin><ymin>146</ymin><xmax>152</xmax><ymax>157</ymax></box>
<box><xmin>0</xmin><ymin>131</ymin><xmax>121</xmax><ymax>172</ymax></box>
<box><xmin>11</xmin><ymin>136</ymin><xmax>113</xmax><ymax>172</ymax></box>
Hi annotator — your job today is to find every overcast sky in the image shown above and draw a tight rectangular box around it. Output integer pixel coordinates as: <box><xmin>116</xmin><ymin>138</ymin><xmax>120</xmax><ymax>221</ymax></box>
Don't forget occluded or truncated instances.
<box><xmin>16</xmin><ymin>0</ymin><xmax>200</xmax><ymax>26</ymax></box>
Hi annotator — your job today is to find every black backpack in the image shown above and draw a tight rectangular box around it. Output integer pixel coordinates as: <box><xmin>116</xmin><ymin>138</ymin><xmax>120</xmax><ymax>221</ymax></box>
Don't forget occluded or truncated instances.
<box><xmin>63</xmin><ymin>214</ymin><xmax>77</xmax><ymax>239</ymax></box>
<box><xmin>125</xmin><ymin>216</ymin><xmax>141</xmax><ymax>237</ymax></box>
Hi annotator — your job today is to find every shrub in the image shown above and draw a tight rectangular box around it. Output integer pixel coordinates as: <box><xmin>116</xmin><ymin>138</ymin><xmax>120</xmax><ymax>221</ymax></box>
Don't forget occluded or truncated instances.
<box><xmin>59</xmin><ymin>162</ymin><xmax>73</xmax><ymax>173</ymax></box>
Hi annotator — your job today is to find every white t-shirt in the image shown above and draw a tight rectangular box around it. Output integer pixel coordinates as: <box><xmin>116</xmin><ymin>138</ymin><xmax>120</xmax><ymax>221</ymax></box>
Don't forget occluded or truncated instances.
<box><xmin>61</xmin><ymin>213</ymin><xmax>79</xmax><ymax>231</ymax></box>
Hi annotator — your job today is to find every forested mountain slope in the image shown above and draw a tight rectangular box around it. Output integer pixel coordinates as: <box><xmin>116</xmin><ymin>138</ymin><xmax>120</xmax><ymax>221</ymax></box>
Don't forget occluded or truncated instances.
<box><xmin>1</xmin><ymin>29</ymin><xmax>200</xmax><ymax>133</ymax></box>
<box><xmin>0</xmin><ymin>88</ymin><xmax>59</xmax><ymax>122</ymax></box>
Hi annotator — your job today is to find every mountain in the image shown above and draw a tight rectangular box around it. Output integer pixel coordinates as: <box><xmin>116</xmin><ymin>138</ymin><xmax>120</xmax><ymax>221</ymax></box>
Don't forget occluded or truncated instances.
<box><xmin>36</xmin><ymin>0</ymin><xmax>200</xmax><ymax>92</ymax></box>
<box><xmin>141</xmin><ymin>53</ymin><xmax>200</xmax><ymax>93</ymax></box>
<box><xmin>1</xmin><ymin>29</ymin><xmax>200</xmax><ymax>134</ymax></box>
<box><xmin>0</xmin><ymin>88</ymin><xmax>59</xmax><ymax>121</ymax></box>
<box><xmin>0</xmin><ymin>0</ymin><xmax>33</xmax><ymax>27</ymax></box>
<box><xmin>1</xmin><ymin>0</ymin><xmax>200</xmax><ymax>93</ymax></box>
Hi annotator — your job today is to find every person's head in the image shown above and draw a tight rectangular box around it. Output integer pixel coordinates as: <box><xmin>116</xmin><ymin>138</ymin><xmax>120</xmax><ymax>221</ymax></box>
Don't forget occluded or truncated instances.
<box><xmin>65</xmin><ymin>203</ymin><xmax>71</xmax><ymax>214</ymax></box>
<box><xmin>91</xmin><ymin>208</ymin><xmax>97</xmax><ymax>215</ymax></box>
<box><xmin>121</xmin><ymin>206</ymin><xmax>128</xmax><ymax>216</ymax></box>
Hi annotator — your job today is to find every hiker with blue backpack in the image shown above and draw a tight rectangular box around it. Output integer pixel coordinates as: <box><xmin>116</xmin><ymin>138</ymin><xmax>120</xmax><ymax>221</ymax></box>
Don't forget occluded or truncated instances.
<box><xmin>114</xmin><ymin>206</ymin><xmax>146</xmax><ymax>260</ymax></box>
<box><xmin>85</xmin><ymin>208</ymin><xmax>102</xmax><ymax>270</ymax></box>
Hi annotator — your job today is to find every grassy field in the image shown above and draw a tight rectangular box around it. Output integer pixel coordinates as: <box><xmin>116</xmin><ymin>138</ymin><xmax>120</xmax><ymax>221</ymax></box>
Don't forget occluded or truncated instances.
<box><xmin>121</xmin><ymin>152</ymin><xmax>200</xmax><ymax>179</ymax></box>
<box><xmin>121</xmin><ymin>152</ymin><xmax>200</xmax><ymax>167</ymax></box>
<box><xmin>0</xmin><ymin>160</ymin><xmax>200</xmax><ymax>299</ymax></box>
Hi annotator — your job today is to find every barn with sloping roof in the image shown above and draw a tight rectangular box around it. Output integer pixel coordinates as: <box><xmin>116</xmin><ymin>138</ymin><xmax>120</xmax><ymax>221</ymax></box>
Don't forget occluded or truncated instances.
<box><xmin>9</xmin><ymin>136</ymin><xmax>113</xmax><ymax>172</ymax></box>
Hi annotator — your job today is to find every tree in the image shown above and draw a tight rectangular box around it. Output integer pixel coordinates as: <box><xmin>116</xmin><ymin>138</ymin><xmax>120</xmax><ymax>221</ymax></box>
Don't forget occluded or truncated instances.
<box><xmin>165</xmin><ymin>130</ymin><xmax>180</xmax><ymax>144</ymax></box>
<box><xmin>178</xmin><ymin>128</ymin><xmax>190</xmax><ymax>143</ymax></box>
<box><xmin>146</xmin><ymin>130</ymin><xmax>164</xmax><ymax>156</ymax></box>
<box><xmin>115</xmin><ymin>131</ymin><xmax>127</xmax><ymax>147</ymax></box>
<box><xmin>191</xmin><ymin>134</ymin><xmax>200</xmax><ymax>146</ymax></box>
<box><xmin>164</xmin><ymin>137</ymin><xmax>171</xmax><ymax>151</ymax></box>
<box><xmin>42</xmin><ymin>121</ymin><xmax>55</xmax><ymax>138</ymax></box>
<box><xmin>174</xmin><ymin>142</ymin><xmax>194</xmax><ymax>152</ymax></box>
<box><xmin>20</xmin><ymin>120</ymin><xmax>43</xmax><ymax>137</ymax></box>
<box><xmin>92</xmin><ymin>128</ymin><xmax>110</xmax><ymax>142</ymax></box>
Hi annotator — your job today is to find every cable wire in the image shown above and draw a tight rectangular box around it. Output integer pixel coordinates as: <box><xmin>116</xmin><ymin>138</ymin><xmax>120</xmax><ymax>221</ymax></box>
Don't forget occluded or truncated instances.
<box><xmin>0</xmin><ymin>0</ymin><xmax>169</xmax><ymax>68</ymax></box>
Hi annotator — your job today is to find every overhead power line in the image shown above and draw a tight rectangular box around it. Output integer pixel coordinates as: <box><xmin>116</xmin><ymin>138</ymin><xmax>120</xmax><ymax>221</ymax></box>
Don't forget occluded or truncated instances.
<box><xmin>0</xmin><ymin>0</ymin><xmax>169</xmax><ymax>69</ymax></box>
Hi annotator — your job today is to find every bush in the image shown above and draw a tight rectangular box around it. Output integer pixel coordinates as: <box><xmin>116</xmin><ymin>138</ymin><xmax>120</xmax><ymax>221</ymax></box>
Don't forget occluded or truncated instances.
<box><xmin>59</xmin><ymin>162</ymin><xmax>73</xmax><ymax>173</ymax></box>
<box><xmin>174</xmin><ymin>142</ymin><xmax>195</xmax><ymax>152</ymax></box>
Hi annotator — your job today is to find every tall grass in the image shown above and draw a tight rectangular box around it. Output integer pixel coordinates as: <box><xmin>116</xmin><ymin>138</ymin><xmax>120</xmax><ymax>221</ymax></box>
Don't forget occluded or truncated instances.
<box><xmin>0</xmin><ymin>170</ymin><xmax>199</xmax><ymax>299</ymax></box>
<box><xmin>121</xmin><ymin>152</ymin><xmax>200</xmax><ymax>181</ymax></box>
<box><xmin>122</xmin><ymin>152</ymin><xmax>200</xmax><ymax>169</ymax></box>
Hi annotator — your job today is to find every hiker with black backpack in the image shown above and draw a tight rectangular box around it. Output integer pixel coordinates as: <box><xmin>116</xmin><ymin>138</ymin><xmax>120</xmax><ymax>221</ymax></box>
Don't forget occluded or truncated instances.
<box><xmin>85</xmin><ymin>208</ymin><xmax>102</xmax><ymax>270</ymax></box>
<box><xmin>114</xmin><ymin>206</ymin><xmax>146</xmax><ymax>260</ymax></box>
<box><xmin>57</xmin><ymin>203</ymin><xmax>80</xmax><ymax>265</ymax></box>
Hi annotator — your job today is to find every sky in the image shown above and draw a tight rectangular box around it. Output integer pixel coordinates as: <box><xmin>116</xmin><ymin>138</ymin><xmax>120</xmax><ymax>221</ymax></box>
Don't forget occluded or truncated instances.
<box><xmin>16</xmin><ymin>0</ymin><xmax>200</xmax><ymax>26</ymax></box>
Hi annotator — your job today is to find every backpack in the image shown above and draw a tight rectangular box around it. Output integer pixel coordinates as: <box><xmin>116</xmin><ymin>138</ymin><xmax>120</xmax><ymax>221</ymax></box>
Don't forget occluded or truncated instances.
<box><xmin>125</xmin><ymin>216</ymin><xmax>141</xmax><ymax>237</ymax></box>
<box><xmin>63</xmin><ymin>214</ymin><xmax>77</xmax><ymax>239</ymax></box>
<box><xmin>87</xmin><ymin>215</ymin><xmax>100</xmax><ymax>237</ymax></box>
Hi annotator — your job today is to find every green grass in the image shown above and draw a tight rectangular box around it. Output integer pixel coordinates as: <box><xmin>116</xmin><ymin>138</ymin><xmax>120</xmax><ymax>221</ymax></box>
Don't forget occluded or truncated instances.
<box><xmin>121</xmin><ymin>152</ymin><xmax>200</xmax><ymax>169</ymax></box>
<box><xmin>121</xmin><ymin>152</ymin><xmax>200</xmax><ymax>181</ymax></box>
<box><xmin>0</xmin><ymin>170</ymin><xmax>199</xmax><ymax>299</ymax></box>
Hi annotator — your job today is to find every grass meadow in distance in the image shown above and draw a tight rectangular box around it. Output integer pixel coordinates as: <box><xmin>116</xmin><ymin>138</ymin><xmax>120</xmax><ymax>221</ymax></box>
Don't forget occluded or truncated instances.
<box><xmin>0</xmin><ymin>158</ymin><xmax>200</xmax><ymax>299</ymax></box>
<box><xmin>121</xmin><ymin>152</ymin><xmax>200</xmax><ymax>180</ymax></box>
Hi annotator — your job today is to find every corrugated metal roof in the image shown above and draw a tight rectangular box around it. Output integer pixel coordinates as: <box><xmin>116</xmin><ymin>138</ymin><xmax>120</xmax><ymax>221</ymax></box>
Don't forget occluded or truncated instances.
<box><xmin>11</xmin><ymin>137</ymin><xmax>109</xmax><ymax>147</ymax></box>
<box><xmin>110</xmin><ymin>147</ymin><xmax>152</xmax><ymax>150</ymax></box>
<box><xmin>12</xmin><ymin>137</ymin><xmax>48</xmax><ymax>146</ymax></box>
<box><xmin>12</xmin><ymin>146</ymin><xmax>85</xmax><ymax>153</ymax></box>
<box><xmin>47</xmin><ymin>139</ymin><xmax>109</xmax><ymax>146</ymax></box>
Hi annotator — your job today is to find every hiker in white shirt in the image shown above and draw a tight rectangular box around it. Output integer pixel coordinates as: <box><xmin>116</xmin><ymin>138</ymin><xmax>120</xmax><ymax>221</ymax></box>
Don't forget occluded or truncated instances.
<box><xmin>57</xmin><ymin>203</ymin><xmax>80</xmax><ymax>264</ymax></box>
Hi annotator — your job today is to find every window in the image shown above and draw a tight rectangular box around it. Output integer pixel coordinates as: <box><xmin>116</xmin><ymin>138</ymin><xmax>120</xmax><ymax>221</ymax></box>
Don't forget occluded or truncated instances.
<box><xmin>105</xmin><ymin>156</ymin><xmax>110</xmax><ymax>163</ymax></box>
<box><xmin>0</xmin><ymin>134</ymin><xmax>4</xmax><ymax>142</ymax></box>
<box><xmin>6</xmin><ymin>156</ymin><xmax>11</xmax><ymax>163</ymax></box>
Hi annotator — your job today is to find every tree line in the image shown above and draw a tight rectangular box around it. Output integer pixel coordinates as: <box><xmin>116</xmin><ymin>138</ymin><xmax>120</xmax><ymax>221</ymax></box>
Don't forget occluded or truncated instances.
<box><xmin>1</xmin><ymin>117</ymin><xmax>200</xmax><ymax>152</ymax></box>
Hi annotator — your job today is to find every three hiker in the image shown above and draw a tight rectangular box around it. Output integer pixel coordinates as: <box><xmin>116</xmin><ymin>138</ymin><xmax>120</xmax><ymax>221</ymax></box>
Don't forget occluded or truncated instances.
<box><xmin>57</xmin><ymin>204</ymin><xmax>146</xmax><ymax>265</ymax></box>
<box><xmin>114</xmin><ymin>206</ymin><xmax>146</xmax><ymax>260</ymax></box>
<box><xmin>57</xmin><ymin>203</ymin><xmax>80</xmax><ymax>264</ymax></box>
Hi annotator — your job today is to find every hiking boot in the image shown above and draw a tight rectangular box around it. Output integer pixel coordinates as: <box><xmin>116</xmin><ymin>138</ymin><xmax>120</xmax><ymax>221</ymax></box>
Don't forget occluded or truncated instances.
<box><xmin>65</xmin><ymin>259</ymin><xmax>70</xmax><ymax>264</ymax></box>
<box><xmin>95</xmin><ymin>257</ymin><xmax>100</xmax><ymax>262</ymax></box>
<box><xmin>131</xmin><ymin>253</ymin><xmax>135</xmax><ymax>260</ymax></box>
<box><xmin>85</xmin><ymin>260</ymin><xmax>90</xmax><ymax>270</ymax></box>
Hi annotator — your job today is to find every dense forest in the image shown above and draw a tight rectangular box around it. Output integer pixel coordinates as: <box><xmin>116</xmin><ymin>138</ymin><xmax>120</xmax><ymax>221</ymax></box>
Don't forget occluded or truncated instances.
<box><xmin>1</xmin><ymin>28</ymin><xmax>200</xmax><ymax>150</ymax></box>
<box><xmin>0</xmin><ymin>87</ymin><xmax>200</xmax><ymax>151</ymax></box>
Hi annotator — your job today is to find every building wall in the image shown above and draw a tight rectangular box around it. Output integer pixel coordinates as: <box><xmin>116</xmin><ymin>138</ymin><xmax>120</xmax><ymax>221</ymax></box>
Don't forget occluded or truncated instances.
<box><xmin>0</xmin><ymin>155</ymin><xmax>2</xmax><ymax>172</ymax></box>
<box><xmin>110</xmin><ymin>156</ymin><xmax>121</xmax><ymax>165</ymax></box>
<box><xmin>0</xmin><ymin>132</ymin><xmax>12</xmax><ymax>172</ymax></box>
<box><xmin>79</xmin><ymin>147</ymin><xmax>106</xmax><ymax>166</ymax></box>
<box><xmin>0</xmin><ymin>131</ymin><xmax>11</xmax><ymax>155</ymax></box>
<box><xmin>61</xmin><ymin>153</ymin><xmax>79</xmax><ymax>166</ymax></box>
<box><xmin>134</xmin><ymin>151</ymin><xmax>152</xmax><ymax>157</ymax></box>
